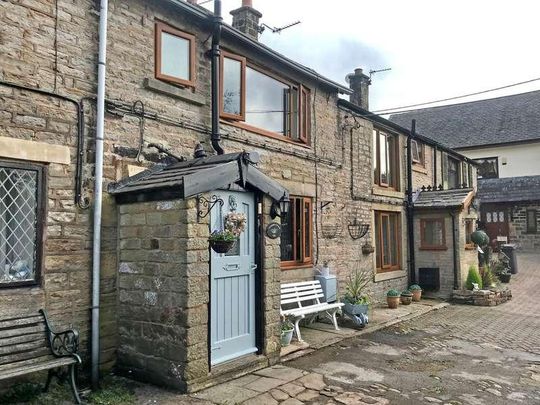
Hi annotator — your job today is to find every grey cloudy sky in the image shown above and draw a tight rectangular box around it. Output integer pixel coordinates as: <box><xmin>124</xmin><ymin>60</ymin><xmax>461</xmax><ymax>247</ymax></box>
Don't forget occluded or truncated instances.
<box><xmin>205</xmin><ymin>0</ymin><xmax>540</xmax><ymax>113</ymax></box>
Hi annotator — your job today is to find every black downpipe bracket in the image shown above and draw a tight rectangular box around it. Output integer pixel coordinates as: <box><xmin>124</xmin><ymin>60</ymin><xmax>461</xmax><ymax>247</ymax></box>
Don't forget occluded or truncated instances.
<box><xmin>406</xmin><ymin>119</ymin><xmax>416</xmax><ymax>284</ymax></box>
<box><xmin>210</xmin><ymin>0</ymin><xmax>224</xmax><ymax>155</ymax></box>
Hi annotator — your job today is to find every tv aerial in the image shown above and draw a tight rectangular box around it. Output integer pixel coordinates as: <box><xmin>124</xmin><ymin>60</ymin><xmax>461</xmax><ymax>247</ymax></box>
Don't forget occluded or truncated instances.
<box><xmin>369</xmin><ymin>67</ymin><xmax>392</xmax><ymax>79</ymax></box>
<box><xmin>259</xmin><ymin>20</ymin><xmax>301</xmax><ymax>35</ymax></box>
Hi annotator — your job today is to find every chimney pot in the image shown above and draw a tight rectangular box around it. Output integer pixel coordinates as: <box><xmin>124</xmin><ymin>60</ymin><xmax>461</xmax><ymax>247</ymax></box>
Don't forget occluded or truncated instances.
<box><xmin>242</xmin><ymin>0</ymin><xmax>253</xmax><ymax>6</ymax></box>
<box><xmin>348</xmin><ymin>67</ymin><xmax>371</xmax><ymax>110</ymax></box>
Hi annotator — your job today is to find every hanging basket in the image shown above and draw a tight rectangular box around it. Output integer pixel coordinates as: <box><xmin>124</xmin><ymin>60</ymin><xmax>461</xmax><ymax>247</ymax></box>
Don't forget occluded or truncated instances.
<box><xmin>209</xmin><ymin>239</ymin><xmax>235</xmax><ymax>253</ymax></box>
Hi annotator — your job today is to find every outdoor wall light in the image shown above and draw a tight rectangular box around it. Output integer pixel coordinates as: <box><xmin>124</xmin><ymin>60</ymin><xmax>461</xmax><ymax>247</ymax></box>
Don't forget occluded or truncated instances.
<box><xmin>270</xmin><ymin>193</ymin><xmax>290</xmax><ymax>219</ymax></box>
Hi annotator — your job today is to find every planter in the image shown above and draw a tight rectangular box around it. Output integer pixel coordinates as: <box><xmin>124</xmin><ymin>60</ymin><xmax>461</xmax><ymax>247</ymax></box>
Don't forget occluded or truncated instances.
<box><xmin>411</xmin><ymin>290</ymin><xmax>422</xmax><ymax>302</ymax></box>
<box><xmin>361</xmin><ymin>244</ymin><xmax>375</xmax><ymax>255</ymax></box>
<box><xmin>343</xmin><ymin>302</ymin><xmax>369</xmax><ymax>316</ymax></box>
<box><xmin>281</xmin><ymin>329</ymin><xmax>294</xmax><ymax>346</ymax></box>
<box><xmin>498</xmin><ymin>273</ymin><xmax>511</xmax><ymax>283</ymax></box>
<box><xmin>387</xmin><ymin>296</ymin><xmax>400</xmax><ymax>309</ymax></box>
<box><xmin>400</xmin><ymin>295</ymin><xmax>412</xmax><ymax>305</ymax></box>
<box><xmin>209</xmin><ymin>239</ymin><xmax>235</xmax><ymax>253</ymax></box>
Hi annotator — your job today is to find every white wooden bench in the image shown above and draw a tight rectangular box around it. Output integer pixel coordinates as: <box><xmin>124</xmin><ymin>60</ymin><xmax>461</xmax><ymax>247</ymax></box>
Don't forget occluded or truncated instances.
<box><xmin>280</xmin><ymin>280</ymin><xmax>344</xmax><ymax>342</ymax></box>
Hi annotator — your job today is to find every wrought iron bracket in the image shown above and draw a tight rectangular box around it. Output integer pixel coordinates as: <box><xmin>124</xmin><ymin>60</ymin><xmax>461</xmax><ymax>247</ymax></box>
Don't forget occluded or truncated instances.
<box><xmin>197</xmin><ymin>195</ymin><xmax>224</xmax><ymax>222</ymax></box>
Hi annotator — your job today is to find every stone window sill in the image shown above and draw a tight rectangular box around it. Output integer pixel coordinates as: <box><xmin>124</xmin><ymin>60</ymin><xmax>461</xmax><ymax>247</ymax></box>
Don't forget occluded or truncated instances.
<box><xmin>374</xmin><ymin>270</ymin><xmax>407</xmax><ymax>282</ymax></box>
<box><xmin>372</xmin><ymin>187</ymin><xmax>404</xmax><ymax>199</ymax></box>
<box><xmin>143</xmin><ymin>78</ymin><xmax>205</xmax><ymax>106</ymax></box>
<box><xmin>412</xmin><ymin>165</ymin><xmax>428</xmax><ymax>174</ymax></box>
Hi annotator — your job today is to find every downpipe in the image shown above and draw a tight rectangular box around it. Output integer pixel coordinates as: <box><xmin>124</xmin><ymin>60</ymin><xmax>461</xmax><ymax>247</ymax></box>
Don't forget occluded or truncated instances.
<box><xmin>406</xmin><ymin>120</ymin><xmax>416</xmax><ymax>284</ymax></box>
<box><xmin>92</xmin><ymin>0</ymin><xmax>109</xmax><ymax>390</ymax></box>
<box><xmin>210</xmin><ymin>0</ymin><xmax>224</xmax><ymax>155</ymax></box>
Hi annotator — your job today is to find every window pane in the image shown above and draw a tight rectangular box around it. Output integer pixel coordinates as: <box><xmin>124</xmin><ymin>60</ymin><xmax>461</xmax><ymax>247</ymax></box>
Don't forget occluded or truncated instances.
<box><xmin>0</xmin><ymin>167</ymin><xmax>38</xmax><ymax>284</ymax></box>
<box><xmin>375</xmin><ymin>213</ymin><xmax>381</xmax><ymax>269</ymax></box>
<box><xmin>448</xmin><ymin>157</ymin><xmax>459</xmax><ymax>188</ymax></box>
<box><xmin>280</xmin><ymin>202</ymin><xmax>294</xmax><ymax>261</ymax></box>
<box><xmin>160</xmin><ymin>32</ymin><xmax>190</xmax><ymax>80</ymax></box>
<box><xmin>222</xmin><ymin>57</ymin><xmax>242</xmax><ymax>115</ymax></box>
<box><xmin>386</xmin><ymin>136</ymin><xmax>394</xmax><ymax>186</ymax></box>
<box><xmin>246</xmin><ymin>67</ymin><xmax>290</xmax><ymax>134</ymax></box>
<box><xmin>474</xmin><ymin>158</ymin><xmax>498</xmax><ymax>179</ymax></box>
<box><xmin>382</xmin><ymin>215</ymin><xmax>390</xmax><ymax>266</ymax></box>
<box><xmin>290</xmin><ymin>87</ymin><xmax>299</xmax><ymax>139</ymax></box>
<box><xmin>294</xmin><ymin>199</ymin><xmax>302</xmax><ymax>261</ymax></box>
<box><xmin>389</xmin><ymin>215</ymin><xmax>397</xmax><ymax>265</ymax></box>
<box><xmin>424</xmin><ymin>220</ymin><xmax>443</xmax><ymax>246</ymax></box>
<box><xmin>373</xmin><ymin>130</ymin><xmax>378</xmax><ymax>181</ymax></box>
<box><xmin>304</xmin><ymin>200</ymin><xmax>311</xmax><ymax>259</ymax></box>
<box><xmin>412</xmin><ymin>140</ymin><xmax>419</xmax><ymax>161</ymax></box>
<box><xmin>486</xmin><ymin>213</ymin><xmax>492</xmax><ymax>223</ymax></box>
<box><xmin>379</xmin><ymin>134</ymin><xmax>388</xmax><ymax>184</ymax></box>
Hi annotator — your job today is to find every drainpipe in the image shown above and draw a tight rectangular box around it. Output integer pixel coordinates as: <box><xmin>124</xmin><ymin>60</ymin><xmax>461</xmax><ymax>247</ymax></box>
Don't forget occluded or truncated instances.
<box><xmin>449</xmin><ymin>211</ymin><xmax>459</xmax><ymax>290</ymax></box>
<box><xmin>91</xmin><ymin>0</ymin><xmax>109</xmax><ymax>390</ymax></box>
<box><xmin>406</xmin><ymin>120</ymin><xmax>416</xmax><ymax>284</ymax></box>
<box><xmin>210</xmin><ymin>0</ymin><xmax>224</xmax><ymax>155</ymax></box>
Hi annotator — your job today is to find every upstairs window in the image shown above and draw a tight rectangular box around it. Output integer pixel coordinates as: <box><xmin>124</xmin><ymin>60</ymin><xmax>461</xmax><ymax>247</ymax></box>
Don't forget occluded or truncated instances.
<box><xmin>155</xmin><ymin>22</ymin><xmax>196</xmax><ymax>87</ymax></box>
<box><xmin>281</xmin><ymin>197</ymin><xmax>312</xmax><ymax>267</ymax></box>
<box><xmin>221</xmin><ymin>52</ymin><xmax>310</xmax><ymax>144</ymax></box>
<box><xmin>373</xmin><ymin>129</ymin><xmax>399</xmax><ymax>189</ymax></box>
<box><xmin>473</xmin><ymin>157</ymin><xmax>498</xmax><ymax>179</ymax></box>
<box><xmin>411</xmin><ymin>139</ymin><xmax>424</xmax><ymax>165</ymax></box>
<box><xmin>447</xmin><ymin>156</ymin><xmax>460</xmax><ymax>189</ymax></box>
<box><xmin>420</xmin><ymin>218</ymin><xmax>446</xmax><ymax>250</ymax></box>
<box><xmin>1</xmin><ymin>161</ymin><xmax>44</xmax><ymax>287</ymax></box>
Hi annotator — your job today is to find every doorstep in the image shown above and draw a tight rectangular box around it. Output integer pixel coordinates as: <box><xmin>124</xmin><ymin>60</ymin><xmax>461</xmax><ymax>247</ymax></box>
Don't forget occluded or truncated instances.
<box><xmin>281</xmin><ymin>299</ymin><xmax>449</xmax><ymax>361</ymax></box>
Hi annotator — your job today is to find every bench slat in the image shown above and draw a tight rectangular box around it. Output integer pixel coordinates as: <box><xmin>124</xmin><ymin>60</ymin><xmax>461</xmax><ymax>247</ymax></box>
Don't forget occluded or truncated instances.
<box><xmin>281</xmin><ymin>302</ymin><xmax>344</xmax><ymax>316</ymax></box>
<box><xmin>0</xmin><ymin>357</ymin><xmax>76</xmax><ymax>379</ymax></box>
<box><xmin>0</xmin><ymin>354</ymin><xmax>57</xmax><ymax>373</ymax></box>
<box><xmin>0</xmin><ymin>324</ymin><xmax>47</xmax><ymax>339</ymax></box>
<box><xmin>281</xmin><ymin>284</ymin><xmax>321</xmax><ymax>293</ymax></box>
<box><xmin>281</xmin><ymin>289</ymin><xmax>323</xmax><ymax>299</ymax></box>
<box><xmin>0</xmin><ymin>333</ymin><xmax>46</xmax><ymax>348</ymax></box>
<box><xmin>0</xmin><ymin>339</ymin><xmax>49</xmax><ymax>356</ymax></box>
<box><xmin>281</xmin><ymin>280</ymin><xmax>320</xmax><ymax>288</ymax></box>
<box><xmin>0</xmin><ymin>347</ymin><xmax>51</xmax><ymax>367</ymax></box>
<box><xmin>0</xmin><ymin>315</ymin><xmax>45</xmax><ymax>330</ymax></box>
<box><xmin>281</xmin><ymin>294</ymin><xmax>324</xmax><ymax>305</ymax></box>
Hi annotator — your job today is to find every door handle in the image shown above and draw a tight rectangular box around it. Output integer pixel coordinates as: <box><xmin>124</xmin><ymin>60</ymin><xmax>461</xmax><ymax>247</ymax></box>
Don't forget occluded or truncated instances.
<box><xmin>250</xmin><ymin>264</ymin><xmax>257</xmax><ymax>272</ymax></box>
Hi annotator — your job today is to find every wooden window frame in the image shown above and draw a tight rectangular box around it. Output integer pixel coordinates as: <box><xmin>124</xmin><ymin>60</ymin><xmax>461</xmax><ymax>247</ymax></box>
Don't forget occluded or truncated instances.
<box><xmin>373</xmin><ymin>129</ymin><xmax>399</xmax><ymax>190</ymax></box>
<box><xmin>0</xmin><ymin>160</ymin><xmax>46</xmax><ymax>289</ymax></box>
<box><xmin>526</xmin><ymin>209</ymin><xmax>538</xmax><ymax>234</ymax></box>
<box><xmin>375</xmin><ymin>211</ymin><xmax>402</xmax><ymax>273</ymax></box>
<box><xmin>420</xmin><ymin>218</ymin><xmax>447</xmax><ymax>250</ymax></box>
<box><xmin>219</xmin><ymin>52</ymin><xmax>311</xmax><ymax>145</ymax></box>
<box><xmin>281</xmin><ymin>196</ymin><xmax>313</xmax><ymax>268</ymax></box>
<box><xmin>464</xmin><ymin>218</ymin><xmax>475</xmax><ymax>249</ymax></box>
<box><xmin>411</xmin><ymin>139</ymin><xmax>424</xmax><ymax>166</ymax></box>
<box><xmin>155</xmin><ymin>21</ymin><xmax>196</xmax><ymax>87</ymax></box>
<box><xmin>219</xmin><ymin>51</ymin><xmax>246</xmax><ymax>121</ymax></box>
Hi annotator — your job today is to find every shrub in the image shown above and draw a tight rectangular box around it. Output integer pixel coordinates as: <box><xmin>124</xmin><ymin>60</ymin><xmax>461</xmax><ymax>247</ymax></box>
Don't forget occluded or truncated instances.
<box><xmin>409</xmin><ymin>284</ymin><xmax>422</xmax><ymax>291</ymax></box>
<box><xmin>466</xmin><ymin>265</ymin><xmax>483</xmax><ymax>290</ymax></box>
<box><xmin>386</xmin><ymin>289</ymin><xmax>401</xmax><ymax>297</ymax></box>
<box><xmin>480</xmin><ymin>265</ymin><xmax>496</xmax><ymax>288</ymax></box>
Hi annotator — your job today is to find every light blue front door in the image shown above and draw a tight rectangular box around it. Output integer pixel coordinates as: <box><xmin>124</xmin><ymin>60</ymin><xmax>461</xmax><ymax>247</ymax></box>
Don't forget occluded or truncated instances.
<box><xmin>210</xmin><ymin>190</ymin><xmax>257</xmax><ymax>365</ymax></box>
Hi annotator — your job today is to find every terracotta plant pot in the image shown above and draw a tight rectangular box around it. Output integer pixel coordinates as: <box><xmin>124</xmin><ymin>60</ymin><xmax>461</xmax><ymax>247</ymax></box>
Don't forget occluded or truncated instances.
<box><xmin>209</xmin><ymin>239</ymin><xmax>235</xmax><ymax>253</ymax></box>
<box><xmin>411</xmin><ymin>290</ymin><xmax>422</xmax><ymax>302</ymax></box>
<box><xmin>387</xmin><ymin>296</ymin><xmax>400</xmax><ymax>309</ymax></box>
<box><xmin>400</xmin><ymin>295</ymin><xmax>412</xmax><ymax>305</ymax></box>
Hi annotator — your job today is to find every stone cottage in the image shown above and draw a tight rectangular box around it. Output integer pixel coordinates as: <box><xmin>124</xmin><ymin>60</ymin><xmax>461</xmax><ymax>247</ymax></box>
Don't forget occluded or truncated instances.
<box><xmin>0</xmin><ymin>0</ymin><xmax>477</xmax><ymax>393</ymax></box>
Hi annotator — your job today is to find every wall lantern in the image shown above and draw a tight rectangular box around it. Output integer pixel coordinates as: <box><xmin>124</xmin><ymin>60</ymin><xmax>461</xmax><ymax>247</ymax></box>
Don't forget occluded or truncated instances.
<box><xmin>270</xmin><ymin>193</ymin><xmax>290</xmax><ymax>219</ymax></box>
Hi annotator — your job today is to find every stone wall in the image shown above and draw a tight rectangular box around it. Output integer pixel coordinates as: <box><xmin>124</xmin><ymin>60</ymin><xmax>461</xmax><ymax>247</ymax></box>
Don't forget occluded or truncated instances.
<box><xmin>508</xmin><ymin>203</ymin><xmax>540</xmax><ymax>251</ymax></box>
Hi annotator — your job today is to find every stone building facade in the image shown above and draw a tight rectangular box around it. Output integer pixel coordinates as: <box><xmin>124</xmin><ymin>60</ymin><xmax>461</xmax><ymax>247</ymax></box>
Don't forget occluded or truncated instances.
<box><xmin>0</xmin><ymin>0</ymin><xmax>478</xmax><ymax>392</ymax></box>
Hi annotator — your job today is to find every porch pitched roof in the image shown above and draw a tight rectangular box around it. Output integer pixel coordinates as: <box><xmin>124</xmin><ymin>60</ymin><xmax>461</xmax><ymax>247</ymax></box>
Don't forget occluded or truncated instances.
<box><xmin>108</xmin><ymin>152</ymin><xmax>288</xmax><ymax>204</ymax></box>
<box><xmin>414</xmin><ymin>188</ymin><xmax>475</xmax><ymax>210</ymax></box>
<box><xmin>477</xmin><ymin>175</ymin><xmax>540</xmax><ymax>204</ymax></box>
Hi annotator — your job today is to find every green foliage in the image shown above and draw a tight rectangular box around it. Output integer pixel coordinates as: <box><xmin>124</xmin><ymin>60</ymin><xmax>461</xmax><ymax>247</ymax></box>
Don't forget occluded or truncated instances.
<box><xmin>343</xmin><ymin>264</ymin><xmax>372</xmax><ymax>305</ymax></box>
<box><xmin>386</xmin><ymin>289</ymin><xmax>401</xmax><ymax>297</ymax></box>
<box><xmin>281</xmin><ymin>317</ymin><xmax>294</xmax><ymax>332</ymax></box>
<box><xmin>480</xmin><ymin>265</ymin><xmax>496</xmax><ymax>288</ymax></box>
<box><xmin>0</xmin><ymin>382</ymin><xmax>42</xmax><ymax>403</ymax></box>
<box><xmin>490</xmin><ymin>258</ymin><xmax>510</xmax><ymax>275</ymax></box>
<box><xmin>409</xmin><ymin>284</ymin><xmax>422</xmax><ymax>291</ymax></box>
<box><xmin>88</xmin><ymin>383</ymin><xmax>135</xmax><ymax>405</ymax></box>
<box><xmin>208</xmin><ymin>230</ymin><xmax>236</xmax><ymax>242</ymax></box>
<box><xmin>466</xmin><ymin>265</ymin><xmax>483</xmax><ymax>290</ymax></box>
<box><xmin>401</xmin><ymin>290</ymin><xmax>412</xmax><ymax>296</ymax></box>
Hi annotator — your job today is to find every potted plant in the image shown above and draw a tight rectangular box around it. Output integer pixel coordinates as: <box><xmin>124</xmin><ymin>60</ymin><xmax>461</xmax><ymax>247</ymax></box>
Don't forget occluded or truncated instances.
<box><xmin>209</xmin><ymin>212</ymin><xmax>247</xmax><ymax>253</ymax></box>
<box><xmin>342</xmin><ymin>266</ymin><xmax>371</xmax><ymax>317</ymax></box>
<box><xmin>361</xmin><ymin>243</ymin><xmax>375</xmax><ymax>255</ymax></box>
<box><xmin>280</xmin><ymin>317</ymin><xmax>294</xmax><ymax>347</ymax></box>
<box><xmin>409</xmin><ymin>284</ymin><xmax>422</xmax><ymax>301</ymax></box>
<box><xmin>491</xmin><ymin>258</ymin><xmax>511</xmax><ymax>283</ymax></box>
<box><xmin>400</xmin><ymin>290</ymin><xmax>413</xmax><ymax>305</ymax></box>
<box><xmin>465</xmin><ymin>265</ymin><xmax>483</xmax><ymax>290</ymax></box>
<box><xmin>386</xmin><ymin>289</ymin><xmax>401</xmax><ymax>309</ymax></box>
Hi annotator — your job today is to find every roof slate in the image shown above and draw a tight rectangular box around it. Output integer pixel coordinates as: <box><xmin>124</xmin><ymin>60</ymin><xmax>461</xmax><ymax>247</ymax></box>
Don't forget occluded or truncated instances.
<box><xmin>389</xmin><ymin>90</ymin><xmax>540</xmax><ymax>149</ymax></box>
<box><xmin>477</xmin><ymin>175</ymin><xmax>540</xmax><ymax>204</ymax></box>
<box><xmin>414</xmin><ymin>188</ymin><xmax>474</xmax><ymax>209</ymax></box>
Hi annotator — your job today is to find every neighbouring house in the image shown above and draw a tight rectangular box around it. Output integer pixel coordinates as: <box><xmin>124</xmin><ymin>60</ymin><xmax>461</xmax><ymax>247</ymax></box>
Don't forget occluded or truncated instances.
<box><xmin>0</xmin><ymin>0</ymin><xmax>477</xmax><ymax>393</ymax></box>
<box><xmin>390</xmin><ymin>90</ymin><xmax>540</xmax><ymax>250</ymax></box>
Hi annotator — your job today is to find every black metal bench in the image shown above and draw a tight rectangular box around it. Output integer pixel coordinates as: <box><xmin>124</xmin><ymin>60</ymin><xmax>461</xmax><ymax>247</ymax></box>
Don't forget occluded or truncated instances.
<box><xmin>0</xmin><ymin>309</ymin><xmax>81</xmax><ymax>404</ymax></box>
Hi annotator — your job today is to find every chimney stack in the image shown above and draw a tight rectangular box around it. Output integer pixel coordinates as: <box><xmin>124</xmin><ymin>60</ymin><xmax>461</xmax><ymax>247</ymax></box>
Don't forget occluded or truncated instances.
<box><xmin>187</xmin><ymin>0</ymin><xmax>198</xmax><ymax>4</ymax></box>
<box><xmin>348</xmin><ymin>68</ymin><xmax>371</xmax><ymax>110</ymax></box>
<box><xmin>230</xmin><ymin>0</ymin><xmax>262</xmax><ymax>41</ymax></box>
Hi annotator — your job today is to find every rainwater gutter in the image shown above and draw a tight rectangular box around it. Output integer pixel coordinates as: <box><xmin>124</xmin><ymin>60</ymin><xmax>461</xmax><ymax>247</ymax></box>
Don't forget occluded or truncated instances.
<box><xmin>210</xmin><ymin>0</ymin><xmax>224</xmax><ymax>155</ymax></box>
<box><xmin>91</xmin><ymin>0</ymin><xmax>109</xmax><ymax>390</ymax></box>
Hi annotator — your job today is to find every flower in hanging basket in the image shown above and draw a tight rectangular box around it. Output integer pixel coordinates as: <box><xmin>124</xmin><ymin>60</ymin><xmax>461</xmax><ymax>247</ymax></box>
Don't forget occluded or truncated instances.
<box><xmin>208</xmin><ymin>230</ymin><xmax>237</xmax><ymax>253</ymax></box>
<box><xmin>224</xmin><ymin>212</ymin><xmax>247</xmax><ymax>237</ymax></box>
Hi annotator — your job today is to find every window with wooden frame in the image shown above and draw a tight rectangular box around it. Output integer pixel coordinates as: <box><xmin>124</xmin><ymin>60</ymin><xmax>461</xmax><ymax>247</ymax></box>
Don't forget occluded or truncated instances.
<box><xmin>411</xmin><ymin>139</ymin><xmax>424</xmax><ymax>166</ymax></box>
<box><xmin>155</xmin><ymin>22</ymin><xmax>196</xmax><ymax>87</ymax></box>
<box><xmin>220</xmin><ymin>52</ymin><xmax>311</xmax><ymax>144</ymax></box>
<box><xmin>0</xmin><ymin>160</ymin><xmax>45</xmax><ymax>288</ymax></box>
<box><xmin>473</xmin><ymin>157</ymin><xmax>498</xmax><ymax>179</ymax></box>
<box><xmin>464</xmin><ymin>218</ymin><xmax>475</xmax><ymax>249</ymax></box>
<box><xmin>374</xmin><ymin>211</ymin><xmax>401</xmax><ymax>272</ymax></box>
<box><xmin>280</xmin><ymin>197</ymin><xmax>312</xmax><ymax>267</ymax></box>
<box><xmin>526</xmin><ymin>209</ymin><xmax>538</xmax><ymax>233</ymax></box>
<box><xmin>420</xmin><ymin>218</ymin><xmax>446</xmax><ymax>250</ymax></box>
<box><xmin>373</xmin><ymin>129</ymin><xmax>399</xmax><ymax>189</ymax></box>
